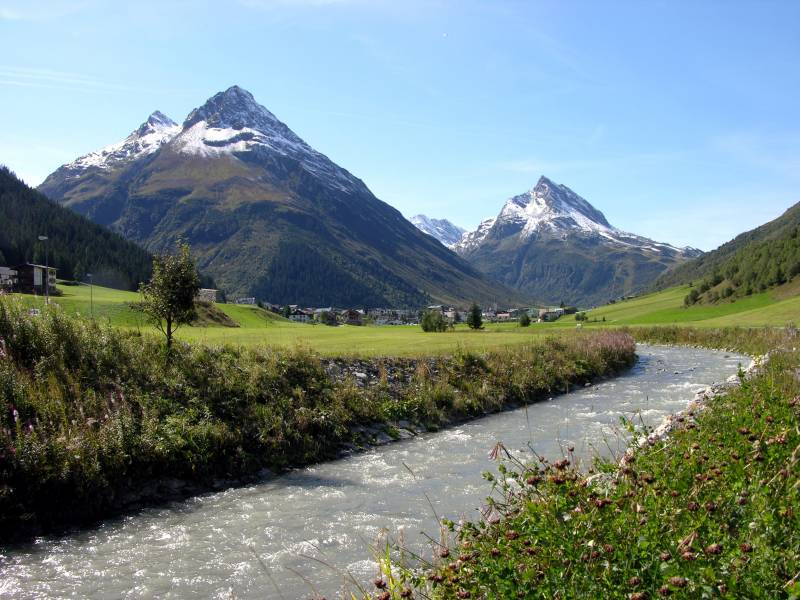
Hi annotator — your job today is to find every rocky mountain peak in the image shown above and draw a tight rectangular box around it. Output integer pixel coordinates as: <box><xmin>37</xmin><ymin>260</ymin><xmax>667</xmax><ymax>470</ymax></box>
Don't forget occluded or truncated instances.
<box><xmin>182</xmin><ymin>85</ymin><xmax>294</xmax><ymax>138</ymax></box>
<box><xmin>134</xmin><ymin>110</ymin><xmax>178</xmax><ymax>137</ymax></box>
<box><xmin>498</xmin><ymin>175</ymin><xmax>613</xmax><ymax>235</ymax></box>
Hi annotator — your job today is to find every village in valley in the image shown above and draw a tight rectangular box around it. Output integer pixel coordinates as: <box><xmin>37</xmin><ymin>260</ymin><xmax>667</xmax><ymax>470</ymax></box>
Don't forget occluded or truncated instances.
<box><xmin>0</xmin><ymin>261</ymin><xmax>576</xmax><ymax>327</ymax></box>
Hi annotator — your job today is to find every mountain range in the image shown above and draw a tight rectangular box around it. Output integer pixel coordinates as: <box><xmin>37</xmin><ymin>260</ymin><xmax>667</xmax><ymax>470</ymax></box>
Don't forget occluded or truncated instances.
<box><xmin>414</xmin><ymin>176</ymin><xmax>701</xmax><ymax>306</ymax></box>
<box><xmin>39</xmin><ymin>86</ymin><xmax>522</xmax><ymax>308</ymax></box>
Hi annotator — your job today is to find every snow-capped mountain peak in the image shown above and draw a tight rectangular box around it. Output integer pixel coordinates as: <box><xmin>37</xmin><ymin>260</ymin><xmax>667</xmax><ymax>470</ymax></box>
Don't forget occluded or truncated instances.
<box><xmin>64</xmin><ymin>111</ymin><xmax>180</xmax><ymax>173</ymax></box>
<box><xmin>456</xmin><ymin>176</ymin><xmax>699</xmax><ymax>258</ymax></box>
<box><xmin>409</xmin><ymin>215</ymin><xmax>465</xmax><ymax>247</ymax></box>
<box><xmin>173</xmin><ymin>85</ymin><xmax>362</xmax><ymax>193</ymax></box>
<box><xmin>498</xmin><ymin>175</ymin><xmax>614</xmax><ymax>238</ymax></box>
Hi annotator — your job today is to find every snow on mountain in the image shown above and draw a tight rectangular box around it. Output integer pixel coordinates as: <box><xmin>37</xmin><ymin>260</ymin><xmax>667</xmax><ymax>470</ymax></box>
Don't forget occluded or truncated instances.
<box><xmin>409</xmin><ymin>215</ymin><xmax>465</xmax><ymax>247</ymax></box>
<box><xmin>171</xmin><ymin>85</ymin><xmax>362</xmax><ymax>193</ymax></box>
<box><xmin>457</xmin><ymin>176</ymin><xmax>699</xmax><ymax>258</ymax></box>
<box><xmin>64</xmin><ymin>111</ymin><xmax>180</xmax><ymax>174</ymax></box>
<box><xmin>454</xmin><ymin>217</ymin><xmax>496</xmax><ymax>253</ymax></box>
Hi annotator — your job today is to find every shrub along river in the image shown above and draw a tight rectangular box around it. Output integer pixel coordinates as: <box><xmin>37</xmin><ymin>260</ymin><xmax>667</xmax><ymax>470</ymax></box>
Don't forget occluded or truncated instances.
<box><xmin>0</xmin><ymin>345</ymin><xmax>748</xmax><ymax>599</ymax></box>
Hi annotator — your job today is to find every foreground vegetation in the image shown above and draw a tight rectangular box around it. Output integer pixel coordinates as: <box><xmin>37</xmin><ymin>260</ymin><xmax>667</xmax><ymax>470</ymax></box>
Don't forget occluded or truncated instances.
<box><xmin>378</xmin><ymin>327</ymin><xmax>799</xmax><ymax>599</ymax></box>
<box><xmin>0</xmin><ymin>297</ymin><xmax>635</xmax><ymax>539</ymax></box>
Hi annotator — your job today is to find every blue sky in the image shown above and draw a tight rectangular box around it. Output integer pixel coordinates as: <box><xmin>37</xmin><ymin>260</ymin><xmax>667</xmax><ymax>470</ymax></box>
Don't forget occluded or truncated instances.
<box><xmin>1</xmin><ymin>0</ymin><xmax>798</xmax><ymax>250</ymax></box>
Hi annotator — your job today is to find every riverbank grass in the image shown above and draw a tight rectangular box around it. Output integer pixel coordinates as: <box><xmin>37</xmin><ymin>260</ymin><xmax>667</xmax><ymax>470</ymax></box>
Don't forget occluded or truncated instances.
<box><xmin>0</xmin><ymin>296</ymin><xmax>635</xmax><ymax>540</ymax></box>
<box><xmin>388</xmin><ymin>337</ymin><xmax>800</xmax><ymax>599</ymax></box>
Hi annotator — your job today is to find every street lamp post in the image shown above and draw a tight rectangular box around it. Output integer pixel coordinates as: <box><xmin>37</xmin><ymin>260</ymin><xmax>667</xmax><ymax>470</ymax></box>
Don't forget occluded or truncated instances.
<box><xmin>37</xmin><ymin>235</ymin><xmax>49</xmax><ymax>305</ymax></box>
<box><xmin>87</xmin><ymin>273</ymin><xmax>93</xmax><ymax>318</ymax></box>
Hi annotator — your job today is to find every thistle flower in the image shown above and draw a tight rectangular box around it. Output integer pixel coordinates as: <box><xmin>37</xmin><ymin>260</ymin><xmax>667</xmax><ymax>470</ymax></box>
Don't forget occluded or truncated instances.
<box><xmin>668</xmin><ymin>577</ymin><xmax>688</xmax><ymax>588</ymax></box>
<box><xmin>704</xmin><ymin>543</ymin><xmax>722</xmax><ymax>555</ymax></box>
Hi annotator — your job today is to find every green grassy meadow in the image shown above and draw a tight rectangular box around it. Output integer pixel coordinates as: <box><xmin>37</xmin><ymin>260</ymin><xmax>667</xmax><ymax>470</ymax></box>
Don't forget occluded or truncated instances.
<box><xmin>12</xmin><ymin>279</ymin><xmax>799</xmax><ymax>356</ymax></box>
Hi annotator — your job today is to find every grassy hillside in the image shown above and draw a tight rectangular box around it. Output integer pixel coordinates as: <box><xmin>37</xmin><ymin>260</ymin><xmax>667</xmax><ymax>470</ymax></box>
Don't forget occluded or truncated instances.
<box><xmin>581</xmin><ymin>283</ymin><xmax>800</xmax><ymax>327</ymax></box>
<box><xmin>654</xmin><ymin>201</ymin><xmax>800</xmax><ymax>291</ymax></box>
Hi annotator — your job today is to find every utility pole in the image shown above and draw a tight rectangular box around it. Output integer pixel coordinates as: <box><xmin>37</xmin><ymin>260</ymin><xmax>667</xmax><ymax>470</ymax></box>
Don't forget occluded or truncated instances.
<box><xmin>87</xmin><ymin>273</ymin><xmax>94</xmax><ymax>318</ymax></box>
<box><xmin>38</xmin><ymin>235</ymin><xmax>49</xmax><ymax>305</ymax></box>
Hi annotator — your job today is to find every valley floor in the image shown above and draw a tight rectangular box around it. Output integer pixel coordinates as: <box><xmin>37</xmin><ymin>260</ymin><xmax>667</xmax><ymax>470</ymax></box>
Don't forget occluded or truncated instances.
<box><xmin>12</xmin><ymin>281</ymin><xmax>799</xmax><ymax>357</ymax></box>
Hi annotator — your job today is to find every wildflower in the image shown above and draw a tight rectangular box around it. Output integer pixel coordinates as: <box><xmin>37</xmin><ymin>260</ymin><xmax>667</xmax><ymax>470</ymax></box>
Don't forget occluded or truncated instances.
<box><xmin>628</xmin><ymin>576</ymin><xmax>642</xmax><ymax>586</ymax></box>
<box><xmin>456</xmin><ymin>590</ymin><xmax>471</xmax><ymax>599</ymax></box>
<box><xmin>603</xmin><ymin>543</ymin><xmax>614</xmax><ymax>554</ymax></box>
<box><xmin>704</xmin><ymin>502</ymin><xmax>717</xmax><ymax>513</ymax></box>
<box><xmin>373</xmin><ymin>578</ymin><xmax>387</xmax><ymax>589</ymax></box>
<box><xmin>489</xmin><ymin>441</ymin><xmax>508</xmax><ymax>461</ymax></box>
<box><xmin>629</xmin><ymin>593</ymin><xmax>647</xmax><ymax>600</ymax></box>
<box><xmin>659</xmin><ymin>552</ymin><xmax>671</xmax><ymax>561</ymax></box>
<box><xmin>377</xmin><ymin>593</ymin><xmax>390</xmax><ymax>600</ymax></box>
<box><xmin>658</xmin><ymin>585</ymin><xmax>672</xmax><ymax>596</ymax></box>
<box><xmin>704</xmin><ymin>543</ymin><xmax>722</xmax><ymax>555</ymax></box>
<box><xmin>505</xmin><ymin>530</ymin><xmax>519</xmax><ymax>540</ymax></box>
<box><xmin>681</xmin><ymin>551</ymin><xmax>696</xmax><ymax>561</ymax></box>
<box><xmin>668</xmin><ymin>577</ymin><xmax>688</xmax><ymax>588</ymax></box>
<box><xmin>400</xmin><ymin>589</ymin><xmax>412</xmax><ymax>598</ymax></box>
<box><xmin>438</xmin><ymin>548</ymin><xmax>450</xmax><ymax>558</ymax></box>
<box><xmin>740</xmin><ymin>543</ymin><xmax>753</xmax><ymax>553</ymax></box>
<box><xmin>490</xmin><ymin>547</ymin><xmax>500</xmax><ymax>557</ymax></box>
<box><xmin>427</xmin><ymin>573</ymin><xmax>444</xmax><ymax>583</ymax></box>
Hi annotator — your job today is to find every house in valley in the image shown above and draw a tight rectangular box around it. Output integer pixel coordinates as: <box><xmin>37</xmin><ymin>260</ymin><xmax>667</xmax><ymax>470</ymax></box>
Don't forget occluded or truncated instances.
<box><xmin>341</xmin><ymin>308</ymin><xmax>363</xmax><ymax>326</ymax></box>
<box><xmin>197</xmin><ymin>288</ymin><xmax>218</xmax><ymax>303</ymax></box>
<box><xmin>13</xmin><ymin>264</ymin><xmax>57</xmax><ymax>295</ymax></box>
<box><xmin>538</xmin><ymin>307</ymin><xmax>565</xmax><ymax>322</ymax></box>
<box><xmin>0</xmin><ymin>267</ymin><xmax>17</xmax><ymax>290</ymax></box>
<box><xmin>289</xmin><ymin>307</ymin><xmax>313</xmax><ymax>323</ymax></box>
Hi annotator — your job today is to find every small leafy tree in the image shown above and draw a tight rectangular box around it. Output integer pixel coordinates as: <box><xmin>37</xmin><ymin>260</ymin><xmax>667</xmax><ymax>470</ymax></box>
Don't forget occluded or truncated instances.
<box><xmin>421</xmin><ymin>309</ymin><xmax>447</xmax><ymax>332</ymax></box>
<box><xmin>282</xmin><ymin>305</ymin><xmax>291</xmax><ymax>318</ymax></box>
<box><xmin>519</xmin><ymin>312</ymin><xmax>531</xmax><ymax>327</ymax></box>
<box><xmin>466</xmin><ymin>303</ymin><xmax>483</xmax><ymax>330</ymax></box>
<box><xmin>138</xmin><ymin>242</ymin><xmax>200</xmax><ymax>350</ymax></box>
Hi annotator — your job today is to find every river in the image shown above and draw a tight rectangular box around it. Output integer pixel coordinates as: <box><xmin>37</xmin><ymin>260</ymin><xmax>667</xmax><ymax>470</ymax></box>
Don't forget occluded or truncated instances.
<box><xmin>0</xmin><ymin>345</ymin><xmax>748</xmax><ymax>599</ymax></box>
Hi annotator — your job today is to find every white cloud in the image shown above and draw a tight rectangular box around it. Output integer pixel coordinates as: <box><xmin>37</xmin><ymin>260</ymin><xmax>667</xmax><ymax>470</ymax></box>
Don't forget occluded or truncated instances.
<box><xmin>0</xmin><ymin>65</ymin><xmax>161</xmax><ymax>94</ymax></box>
